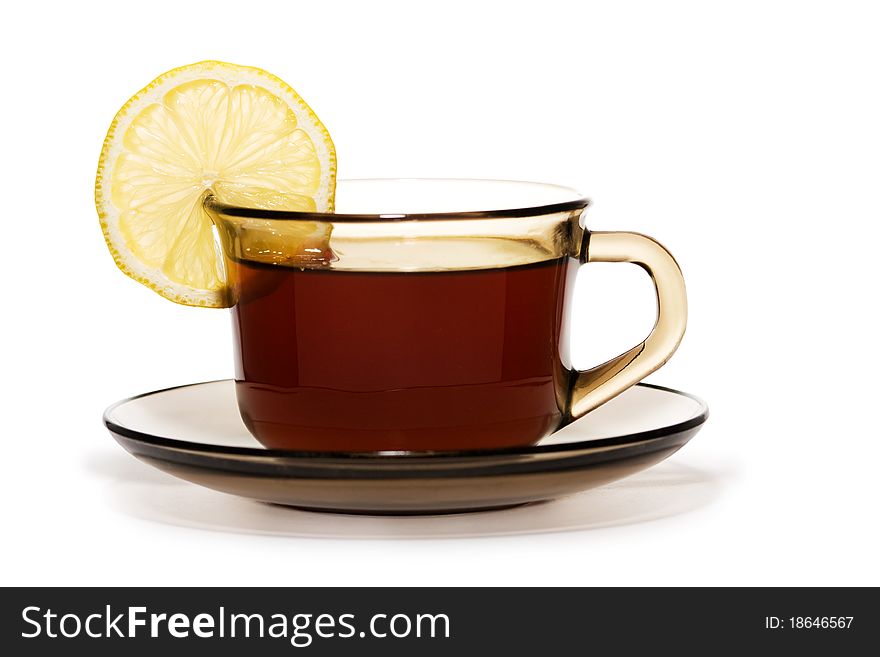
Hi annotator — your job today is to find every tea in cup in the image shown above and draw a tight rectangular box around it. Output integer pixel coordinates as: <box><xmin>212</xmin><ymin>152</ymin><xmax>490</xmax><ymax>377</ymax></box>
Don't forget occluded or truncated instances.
<box><xmin>208</xmin><ymin>178</ymin><xmax>686</xmax><ymax>452</ymax></box>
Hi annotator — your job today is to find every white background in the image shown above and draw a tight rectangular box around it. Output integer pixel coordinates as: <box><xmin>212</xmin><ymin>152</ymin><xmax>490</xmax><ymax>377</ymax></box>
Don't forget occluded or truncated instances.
<box><xmin>2</xmin><ymin>0</ymin><xmax>878</xmax><ymax>586</ymax></box>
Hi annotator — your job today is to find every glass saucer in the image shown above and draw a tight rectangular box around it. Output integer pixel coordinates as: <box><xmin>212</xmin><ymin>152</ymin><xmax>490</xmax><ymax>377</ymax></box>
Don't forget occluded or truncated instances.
<box><xmin>104</xmin><ymin>380</ymin><xmax>708</xmax><ymax>515</ymax></box>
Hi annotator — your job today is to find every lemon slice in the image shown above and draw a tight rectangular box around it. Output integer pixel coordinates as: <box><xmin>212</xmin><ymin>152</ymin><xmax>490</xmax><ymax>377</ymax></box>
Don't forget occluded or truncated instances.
<box><xmin>95</xmin><ymin>61</ymin><xmax>336</xmax><ymax>307</ymax></box>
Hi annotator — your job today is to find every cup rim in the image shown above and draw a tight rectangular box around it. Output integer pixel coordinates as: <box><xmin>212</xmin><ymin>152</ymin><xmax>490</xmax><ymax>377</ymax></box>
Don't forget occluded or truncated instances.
<box><xmin>205</xmin><ymin>177</ymin><xmax>590</xmax><ymax>222</ymax></box>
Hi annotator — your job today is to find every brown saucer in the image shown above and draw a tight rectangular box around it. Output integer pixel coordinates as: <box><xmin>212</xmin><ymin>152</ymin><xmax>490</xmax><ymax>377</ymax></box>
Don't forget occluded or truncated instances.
<box><xmin>104</xmin><ymin>380</ymin><xmax>708</xmax><ymax>515</ymax></box>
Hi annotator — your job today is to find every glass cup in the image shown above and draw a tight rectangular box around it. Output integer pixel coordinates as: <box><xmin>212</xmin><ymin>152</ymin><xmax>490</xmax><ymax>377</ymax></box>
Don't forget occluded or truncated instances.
<box><xmin>206</xmin><ymin>179</ymin><xmax>687</xmax><ymax>452</ymax></box>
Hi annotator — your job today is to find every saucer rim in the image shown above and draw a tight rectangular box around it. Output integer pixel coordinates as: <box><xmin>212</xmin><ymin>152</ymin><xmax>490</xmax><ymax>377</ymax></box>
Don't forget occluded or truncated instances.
<box><xmin>103</xmin><ymin>380</ymin><xmax>709</xmax><ymax>461</ymax></box>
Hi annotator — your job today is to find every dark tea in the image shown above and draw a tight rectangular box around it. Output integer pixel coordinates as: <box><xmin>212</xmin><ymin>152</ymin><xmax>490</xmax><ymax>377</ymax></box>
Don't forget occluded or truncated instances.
<box><xmin>231</xmin><ymin>257</ymin><xmax>577</xmax><ymax>451</ymax></box>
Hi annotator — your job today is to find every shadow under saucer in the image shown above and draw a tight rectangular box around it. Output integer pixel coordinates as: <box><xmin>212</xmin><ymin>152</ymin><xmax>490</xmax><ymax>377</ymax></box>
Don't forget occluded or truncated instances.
<box><xmin>85</xmin><ymin>450</ymin><xmax>726</xmax><ymax>539</ymax></box>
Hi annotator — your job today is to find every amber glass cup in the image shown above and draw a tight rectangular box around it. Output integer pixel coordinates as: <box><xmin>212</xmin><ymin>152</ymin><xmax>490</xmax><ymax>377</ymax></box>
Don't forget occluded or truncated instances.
<box><xmin>206</xmin><ymin>179</ymin><xmax>687</xmax><ymax>452</ymax></box>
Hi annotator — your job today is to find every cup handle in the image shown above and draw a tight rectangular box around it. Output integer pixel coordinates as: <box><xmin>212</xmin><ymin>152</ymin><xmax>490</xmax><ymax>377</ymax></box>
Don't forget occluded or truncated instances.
<box><xmin>569</xmin><ymin>231</ymin><xmax>688</xmax><ymax>420</ymax></box>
